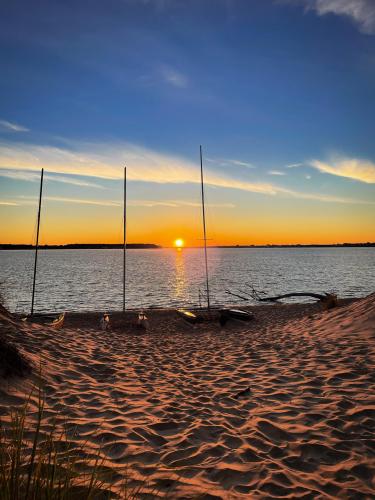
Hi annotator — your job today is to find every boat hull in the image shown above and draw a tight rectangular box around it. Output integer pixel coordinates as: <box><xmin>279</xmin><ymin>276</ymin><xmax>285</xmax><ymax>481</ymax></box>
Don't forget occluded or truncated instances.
<box><xmin>220</xmin><ymin>309</ymin><xmax>254</xmax><ymax>324</ymax></box>
<box><xmin>176</xmin><ymin>309</ymin><xmax>199</xmax><ymax>324</ymax></box>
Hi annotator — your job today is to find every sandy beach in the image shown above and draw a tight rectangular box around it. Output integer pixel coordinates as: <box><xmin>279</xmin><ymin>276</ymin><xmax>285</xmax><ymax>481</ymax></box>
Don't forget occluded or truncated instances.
<box><xmin>0</xmin><ymin>296</ymin><xmax>374</xmax><ymax>498</ymax></box>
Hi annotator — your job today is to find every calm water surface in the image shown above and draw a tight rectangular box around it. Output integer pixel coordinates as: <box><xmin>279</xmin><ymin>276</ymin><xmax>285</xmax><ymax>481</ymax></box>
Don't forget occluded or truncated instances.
<box><xmin>0</xmin><ymin>248</ymin><xmax>374</xmax><ymax>313</ymax></box>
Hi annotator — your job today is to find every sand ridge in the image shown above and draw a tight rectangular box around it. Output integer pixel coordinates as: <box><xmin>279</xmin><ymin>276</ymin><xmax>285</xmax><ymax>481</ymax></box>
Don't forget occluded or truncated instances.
<box><xmin>0</xmin><ymin>296</ymin><xmax>374</xmax><ymax>498</ymax></box>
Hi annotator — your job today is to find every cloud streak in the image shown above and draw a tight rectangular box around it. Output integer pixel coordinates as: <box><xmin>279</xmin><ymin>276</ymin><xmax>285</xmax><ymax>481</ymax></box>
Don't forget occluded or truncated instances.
<box><xmin>9</xmin><ymin>196</ymin><xmax>235</xmax><ymax>209</ymax></box>
<box><xmin>207</xmin><ymin>158</ymin><xmax>256</xmax><ymax>169</ymax></box>
<box><xmin>0</xmin><ymin>140</ymin><xmax>373</xmax><ymax>205</ymax></box>
<box><xmin>285</xmin><ymin>190</ymin><xmax>375</xmax><ymax>205</ymax></box>
<box><xmin>45</xmin><ymin>196</ymin><xmax>119</xmax><ymax>206</ymax></box>
<box><xmin>310</xmin><ymin>157</ymin><xmax>375</xmax><ymax>184</ymax></box>
<box><xmin>160</xmin><ymin>66</ymin><xmax>188</xmax><ymax>88</ymax></box>
<box><xmin>286</xmin><ymin>162</ymin><xmax>304</xmax><ymax>168</ymax></box>
<box><xmin>225</xmin><ymin>159</ymin><xmax>255</xmax><ymax>169</ymax></box>
<box><xmin>128</xmin><ymin>200</ymin><xmax>235</xmax><ymax>208</ymax></box>
<box><xmin>0</xmin><ymin>119</ymin><xmax>29</xmax><ymax>132</ymax></box>
<box><xmin>0</xmin><ymin>168</ymin><xmax>103</xmax><ymax>188</ymax></box>
<box><xmin>0</xmin><ymin>201</ymin><xmax>18</xmax><ymax>206</ymax></box>
<box><xmin>15</xmin><ymin>195</ymin><xmax>120</xmax><ymax>207</ymax></box>
<box><xmin>0</xmin><ymin>141</ymin><xmax>281</xmax><ymax>195</ymax></box>
<box><xmin>286</xmin><ymin>0</ymin><xmax>375</xmax><ymax>35</ymax></box>
<box><xmin>269</xmin><ymin>170</ymin><xmax>286</xmax><ymax>176</ymax></box>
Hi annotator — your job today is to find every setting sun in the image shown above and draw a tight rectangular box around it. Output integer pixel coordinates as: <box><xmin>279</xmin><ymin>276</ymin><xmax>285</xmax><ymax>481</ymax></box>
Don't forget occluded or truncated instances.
<box><xmin>174</xmin><ymin>238</ymin><xmax>184</xmax><ymax>248</ymax></box>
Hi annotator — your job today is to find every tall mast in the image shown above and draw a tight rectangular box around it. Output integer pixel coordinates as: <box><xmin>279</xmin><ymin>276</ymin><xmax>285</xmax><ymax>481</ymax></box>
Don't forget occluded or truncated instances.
<box><xmin>200</xmin><ymin>145</ymin><xmax>210</xmax><ymax>311</ymax></box>
<box><xmin>123</xmin><ymin>166</ymin><xmax>127</xmax><ymax>312</ymax></box>
<box><xmin>31</xmin><ymin>168</ymin><xmax>44</xmax><ymax>316</ymax></box>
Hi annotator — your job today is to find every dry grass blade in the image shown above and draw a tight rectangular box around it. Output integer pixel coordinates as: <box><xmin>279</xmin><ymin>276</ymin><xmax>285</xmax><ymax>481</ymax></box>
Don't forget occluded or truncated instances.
<box><xmin>0</xmin><ymin>383</ymin><xmax>163</xmax><ymax>499</ymax></box>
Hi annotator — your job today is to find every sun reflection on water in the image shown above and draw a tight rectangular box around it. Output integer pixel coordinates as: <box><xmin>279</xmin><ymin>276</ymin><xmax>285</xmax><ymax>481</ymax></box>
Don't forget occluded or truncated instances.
<box><xmin>174</xmin><ymin>246</ymin><xmax>186</xmax><ymax>300</ymax></box>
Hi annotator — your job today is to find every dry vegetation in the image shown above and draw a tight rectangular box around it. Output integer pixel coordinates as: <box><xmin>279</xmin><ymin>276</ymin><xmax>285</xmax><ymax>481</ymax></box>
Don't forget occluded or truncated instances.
<box><xmin>0</xmin><ymin>385</ymin><xmax>155</xmax><ymax>499</ymax></box>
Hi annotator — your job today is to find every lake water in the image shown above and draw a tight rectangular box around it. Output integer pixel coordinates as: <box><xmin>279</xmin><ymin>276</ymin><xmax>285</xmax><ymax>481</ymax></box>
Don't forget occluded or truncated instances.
<box><xmin>0</xmin><ymin>247</ymin><xmax>374</xmax><ymax>313</ymax></box>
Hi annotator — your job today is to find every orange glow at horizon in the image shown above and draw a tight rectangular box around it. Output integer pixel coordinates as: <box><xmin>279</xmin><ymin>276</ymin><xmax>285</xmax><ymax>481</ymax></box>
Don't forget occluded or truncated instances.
<box><xmin>0</xmin><ymin>199</ymin><xmax>374</xmax><ymax>246</ymax></box>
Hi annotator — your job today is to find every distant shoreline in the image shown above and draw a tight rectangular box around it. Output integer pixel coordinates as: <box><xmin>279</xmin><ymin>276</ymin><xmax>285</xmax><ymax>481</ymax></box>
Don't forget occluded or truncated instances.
<box><xmin>0</xmin><ymin>244</ymin><xmax>161</xmax><ymax>250</ymax></box>
<box><xmin>215</xmin><ymin>243</ymin><xmax>375</xmax><ymax>248</ymax></box>
<box><xmin>0</xmin><ymin>242</ymin><xmax>374</xmax><ymax>250</ymax></box>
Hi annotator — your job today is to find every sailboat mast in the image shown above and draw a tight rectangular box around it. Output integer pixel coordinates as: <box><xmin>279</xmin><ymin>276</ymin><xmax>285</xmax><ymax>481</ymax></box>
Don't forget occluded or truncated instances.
<box><xmin>123</xmin><ymin>166</ymin><xmax>127</xmax><ymax>312</ymax></box>
<box><xmin>31</xmin><ymin>168</ymin><xmax>44</xmax><ymax>316</ymax></box>
<box><xmin>200</xmin><ymin>145</ymin><xmax>210</xmax><ymax>311</ymax></box>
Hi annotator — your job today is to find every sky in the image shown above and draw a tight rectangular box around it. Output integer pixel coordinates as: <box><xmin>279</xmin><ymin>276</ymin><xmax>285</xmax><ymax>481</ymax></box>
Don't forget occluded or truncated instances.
<box><xmin>0</xmin><ymin>0</ymin><xmax>374</xmax><ymax>246</ymax></box>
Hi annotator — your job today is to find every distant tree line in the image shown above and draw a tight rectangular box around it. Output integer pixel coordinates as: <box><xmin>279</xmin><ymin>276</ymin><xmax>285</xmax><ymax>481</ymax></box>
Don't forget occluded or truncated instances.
<box><xmin>0</xmin><ymin>243</ymin><xmax>161</xmax><ymax>250</ymax></box>
<box><xmin>0</xmin><ymin>242</ymin><xmax>374</xmax><ymax>250</ymax></box>
<box><xmin>217</xmin><ymin>243</ymin><xmax>375</xmax><ymax>248</ymax></box>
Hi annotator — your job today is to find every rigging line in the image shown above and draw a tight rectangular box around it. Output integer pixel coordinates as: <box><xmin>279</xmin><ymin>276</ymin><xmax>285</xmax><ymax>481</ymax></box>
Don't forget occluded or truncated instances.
<box><xmin>31</xmin><ymin>168</ymin><xmax>44</xmax><ymax>316</ymax></box>
<box><xmin>111</xmin><ymin>192</ymin><xmax>125</xmax><ymax>310</ymax></box>
<box><xmin>19</xmin><ymin>210</ymin><xmax>39</xmax><ymax>313</ymax></box>
<box><xmin>123</xmin><ymin>166</ymin><xmax>127</xmax><ymax>312</ymax></box>
<box><xmin>200</xmin><ymin>145</ymin><xmax>210</xmax><ymax>311</ymax></box>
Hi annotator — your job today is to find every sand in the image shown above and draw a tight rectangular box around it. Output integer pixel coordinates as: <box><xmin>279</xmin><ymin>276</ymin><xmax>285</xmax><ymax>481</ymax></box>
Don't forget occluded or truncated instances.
<box><xmin>0</xmin><ymin>296</ymin><xmax>374</xmax><ymax>498</ymax></box>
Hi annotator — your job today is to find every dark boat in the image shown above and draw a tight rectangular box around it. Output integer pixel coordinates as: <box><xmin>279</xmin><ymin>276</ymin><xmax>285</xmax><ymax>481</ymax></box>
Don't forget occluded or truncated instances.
<box><xmin>23</xmin><ymin>312</ymin><xmax>65</xmax><ymax>329</ymax></box>
<box><xmin>219</xmin><ymin>309</ymin><xmax>254</xmax><ymax>325</ymax></box>
<box><xmin>176</xmin><ymin>309</ymin><xmax>199</xmax><ymax>324</ymax></box>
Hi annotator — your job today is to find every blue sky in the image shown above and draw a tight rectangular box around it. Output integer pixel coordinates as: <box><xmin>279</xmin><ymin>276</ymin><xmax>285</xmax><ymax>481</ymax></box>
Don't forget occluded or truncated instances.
<box><xmin>0</xmin><ymin>0</ymin><xmax>374</xmax><ymax>245</ymax></box>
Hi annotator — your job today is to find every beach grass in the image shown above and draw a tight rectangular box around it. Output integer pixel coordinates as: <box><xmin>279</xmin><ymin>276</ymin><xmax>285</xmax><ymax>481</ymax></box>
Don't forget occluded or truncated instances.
<box><xmin>0</xmin><ymin>384</ymin><xmax>154</xmax><ymax>499</ymax></box>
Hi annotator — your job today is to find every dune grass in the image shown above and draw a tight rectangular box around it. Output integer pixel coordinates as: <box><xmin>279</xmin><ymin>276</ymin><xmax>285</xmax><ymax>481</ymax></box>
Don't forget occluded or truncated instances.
<box><xmin>0</xmin><ymin>384</ymin><xmax>155</xmax><ymax>499</ymax></box>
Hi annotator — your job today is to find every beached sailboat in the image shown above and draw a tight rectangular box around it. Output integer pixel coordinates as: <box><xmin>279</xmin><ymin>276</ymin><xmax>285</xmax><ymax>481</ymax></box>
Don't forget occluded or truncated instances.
<box><xmin>25</xmin><ymin>168</ymin><xmax>65</xmax><ymax>328</ymax></box>
<box><xmin>198</xmin><ymin>148</ymin><xmax>253</xmax><ymax>325</ymax></box>
<box><xmin>176</xmin><ymin>309</ymin><xmax>200</xmax><ymax>324</ymax></box>
<box><xmin>176</xmin><ymin>145</ymin><xmax>210</xmax><ymax>324</ymax></box>
<box><xmin>200</xmin><ymin>145</ymin><xmax>211</xmax><ymax>312</ymax></box>
<box><xmin>24</xmin><ymin>312</ymin><xmax>66</xmax><ymax>329</ymax></box>
<box><xmin>219</xmin><ymin>308</ymin><xmax>254</xmax><ymax>326</ymax></box>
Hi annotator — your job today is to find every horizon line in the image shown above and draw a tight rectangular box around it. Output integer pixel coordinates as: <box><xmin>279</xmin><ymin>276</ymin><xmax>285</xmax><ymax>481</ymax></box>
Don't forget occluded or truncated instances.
<box><xmin>1</xmin><ymin>242</ymin><xmax>374</xmax><ymax>249</ymax></box>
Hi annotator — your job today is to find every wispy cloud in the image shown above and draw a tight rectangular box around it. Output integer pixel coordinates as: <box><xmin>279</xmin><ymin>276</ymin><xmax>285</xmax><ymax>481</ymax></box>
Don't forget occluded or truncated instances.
<box><xmin>285</xmin><ymin>190</ymin><xmax>375</xmax><ymax>205</ymax></box>
<box><xmin>207</xmin><ymin>158</ymin><xmax>256</xmax><ymax>169</ymax></box>
<box><xmin>160</xmin><ymin>66</ymin><xmax>188</xmax><ymax>88</ymax></box>
<box><xmin>268</xmin><ymin>170</ymin><xmax>286</xmax><ymax>176</ymax></box>
<box><xmin>0</xmin><ymin>140</ymin><xmax>373</xmax><ymax>205</ymax></box>
<box><xmin>284</xmin><ymin>0</ymin><xmax>375</xmax><ymax>35</ymax></box>
<box><xmin>0</xmin><ymin>201</ymin><xmax>18</xmax><ymax>206</ymax></box>
<box><xmin>62</xmin><ymin>193</ymin><xmax>373</xmax><ymax>207</ymax></box>
<box><xmin>286</xmin><ymin>162</ymin><xmax>304</xmax><ymax>168</ymax></box>
<box><xmin>10</xmin><ymin>196</ymin><xmax>235</xmax><ymax>209</ymax></box>
<box><xmin>45</xmin><ymin>196</ymin><xmax>118</xmax><ymax>206</ymax></box>
<box><xmin>16</xmin><ymin>195</ymin><xmax>120</xmax><ymax>207</ymax></box>
<box><xmin>46</xmin><ymin>175</ymin><xmax>103</xmax><ymax>188</ymax></box>
<box><xmin>0</xmin><ymin>119</ymin><xmax>29</xmax><ymax>132</ymax></box>
<box><xmin>226</xmin><ymin>159</ymin><xmax>255</xmax><ymax>169</ymax></box>
<box><xmin>128</xmin><ymin>200</ymin><xmax>235</xmax><ymax>208</ymax></box>
<box><xmin>128</xmin><ymin>200</ymin><xmax>180</xmax><ymax>208</ymax></box>
<box><xmin>0</xmin><ymin>141</ymin><xmax>279</xmax><ymax>195</ymax></box>
<box><xmin>310</xmin><ymin>157</ymin><xmax>375</xmax><ymax>184</ymax></box>
<box><xmin>0</xmin><ymin>168</ymin><xmax>103</xmax><ymax>188</ymax></box>
<box><xmin>0</xmin><ymin>169</ymin><xmax>41</xmax><ymax>182</ymax></box>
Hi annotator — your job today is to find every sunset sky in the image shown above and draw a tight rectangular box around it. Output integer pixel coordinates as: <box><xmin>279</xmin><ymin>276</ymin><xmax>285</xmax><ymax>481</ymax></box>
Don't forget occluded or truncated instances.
<box><xmin>0</xmin><ymin>0</ymin><xmax>374</xmax><ymax>246</ymax></box>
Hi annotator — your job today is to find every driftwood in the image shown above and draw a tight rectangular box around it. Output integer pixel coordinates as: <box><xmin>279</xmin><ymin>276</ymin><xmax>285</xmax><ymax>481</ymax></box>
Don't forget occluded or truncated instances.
<box><xmin>225</xmin><ymin>287</ymin><xmax>338</xmax><ymax>309</ymax></box>
<box><xmin>249</xmin><ymin>292</ymin><xmax>332</xmax><ymax>302</ymax></box>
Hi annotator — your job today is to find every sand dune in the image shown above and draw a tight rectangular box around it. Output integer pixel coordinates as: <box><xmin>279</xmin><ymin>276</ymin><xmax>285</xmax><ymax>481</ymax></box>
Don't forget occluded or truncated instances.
<box><xmin>0</xmin><ymin>296</ymin><xmax>374</xmax><ymax>498</ymax></box>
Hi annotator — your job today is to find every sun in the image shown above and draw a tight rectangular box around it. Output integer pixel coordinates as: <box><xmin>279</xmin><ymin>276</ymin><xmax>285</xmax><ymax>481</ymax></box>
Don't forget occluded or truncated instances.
<box><xmin>174</xmin><ymin>238</ymin><xmax>184</xmax><ymax>248</ymax></box>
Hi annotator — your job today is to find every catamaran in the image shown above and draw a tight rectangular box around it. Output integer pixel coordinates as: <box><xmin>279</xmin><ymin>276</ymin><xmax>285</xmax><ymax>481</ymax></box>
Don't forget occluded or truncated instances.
<box><xmin>177</xmin><ymin>145</ymin><xmax>210</xmax><ymax>323</ymax></box>
<box><xmin>25</xmin><ymin>168</ymin><xmax>65</xmax><ymax>328</ymax></box>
